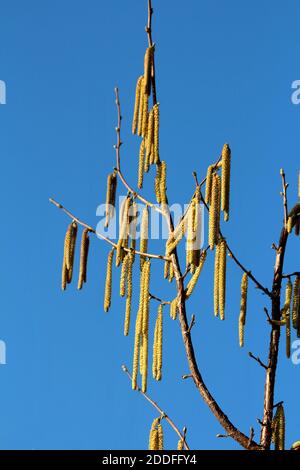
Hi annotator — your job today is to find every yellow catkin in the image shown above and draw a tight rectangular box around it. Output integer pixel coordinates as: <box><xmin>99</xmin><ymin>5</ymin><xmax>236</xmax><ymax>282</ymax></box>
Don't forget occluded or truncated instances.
<box><xmin>214</xmin><ymin>242</ymin><xmax>220</xmax><ymax>317</ymax></box>
<box><xmin>291</xmin><ymin>441</ymin><xmax>300</xmax><ymax>450</ymax></box>
<box><xmin>205</xmin><ymin>165</ymin><xmax>213</xmax><ymax>204</ymax></box>
<box><xmin>120</xmin><ymin>253</ymin><xmax>128</xmax><ymax>297</ymax></box>
<box><xmin>137</xmin><ymin>77</ymin><xmax>145</xmax><ymax>136</ymax></box>
<box><xmin>61</xmin><ymin>261</ymin><xmax>68</xmax><ymax>291</ymax></box>
<box><xmin>140</xmin><ymin>206</ymin><xmax>149</xmax><ymax>270</ymax></box>
<box><xmin>160</xmin><ymin>161</ymin><xmax>167</xmax><ymax>205</ymax></box>
<box><xmin>63</xmin><ymin>223</ymin><xmax>73</xmax><ymax>271</ymax></box>
<box><xmin>287</xmin><ymin>216</ymin><xmax>292</xmax><ymax>234</ymax></box>
<box><xmin>287</xmin><ymin>202</ymin><xmax>300</xmax><ymax>234</ymax></box>
<box><xmin>124</xmin><ymin>251</ymin><xmax>134</xmax><ymax>336</ymax></box>
<box><xmin>116</xmin><ymin>197</ymin><xmax>130</xmax><ymax>267</ymax></box>
<box><xmin>185</xmin><ymin>251</ymin><xmax>207</xmax><ymax>298</ymax></box>
<box><xmin>148</xmin><ymin>418</ymin><xmax>160</xmax><ymax>450</ymax></box>
<box><xmin>221</xmin><ymin>143</ymin><xmax>231</xmax><ymax>221</ymax></box>
<box><xmin>104</xmin><ymin>248</ymin><xmax>114</xmax><ymax>312</ymax></box>
<box><xmin>146</xmin><ymin>108</ymin><xmax>154</xmax><ymax>160</ymax></box>
<box><xmin>153</xmin><ymin>103</ymin><xmax>160</xmax><ymax>163</ymax></box>
<box><xmin>138</xmin><ymin>139</ymin><xmax>145</xmax><ymax>189</ymax></box>
<box><xmin>153</xmin><ymin>304</ymin><xmax>163</xmax><ymax>381</ymax></box>
<box><xmin>142</xmin><ymin>261</ymin><xmax>151</xmax><ymax>334</ymax></box>
<box><xmin>105</xmin><ymin>172</ymin><xmax>117</xmax><ymax>228</ymax></box>
<box><xmin>273</xmin><ymin>404</ymin><xmax>285</xmax><ymax>450</ymax></box>
<box><xmin>186</xmin><ymin>201</ymin><xmax>195</xmax><ymax>269</ymax></box>
<box><xmin>129</xmin><ymin>200</ymin><xmax>138</xmax><ymax>256</ymax></box>
<box><xmin>67</xmin><ymin>221</ymin><xmax>78</xmax><ymax>284</ymax></box>
<box><xmin>170</xmin><ymin>298</ymin><xmax>178</xmax><ymax>320</ymax></box>
<box><xmin>285</xmin><ymin>280</ymin><xmax>292</xmax><ymax>358</ymax></box>
<box><xmin>132</xmin><ymin>308</ymin><xmax>142</xmax><ymax>390</ymax></box>
<box><xmin>132</xmin><ymin>76</ymin><xmax>143</xmax><ymax>134</ymax></box>
<box><xmin>155</xmin><ymin>162</ymin><xmax>162</xmax><ymax>204</ymax></box>
<box><xmin>219</xmin><ymin>239</ymin><xmax>227</xmax><ymax>320</ymax></box>
<box><xmin>209</xmin><ymin>173</ymin><xmax>221</xmax><ymax>250</ymax></box>
<box><xmin>166</xmin><ymin>210</ymin><xmax>189</xmax><ymax>256</ymax></box>
<box><xmin>141</xmin><ymin>331</ymin><xmax>149</xmax><ymax>393</ymax></box>
<box><xmin>157</xmin><ymin>424</ymin><xmax>164</xmax><ymax>450</ymax></box>
<box><xmin>163</xmin><ymin>260</ymin><xmax>170</xmax><ymax>279</ymax></box>
<box><xmin>292</xmin><ymin>275</ymin><xmax>300</xmax><ymax>329</ymax></box>
<box><xmin>143</xmin><ymin>46</ymin><xmax>153</xmax><ymax>96</ymax></box>
<box><xmin>177</xmin><ymin>439</ymin><xmax>184</xmax><ymax>450</ymax></box>
<box><xmin>142</xmin><ymin>93</ymin><xmax>149</xmax><ymax>138</ymax></box>
<box><xmin>168</xmin><ymin>262</ymin><xmax>174</xmax><ymax>282</ymax></box>
<box><xmin>239</xmin><ymin>273</ymin><xmax>248</xmax><ymax>347</ymax></box>
<box><xmin>77</xmin><ymin>228</ymin><xmax>90</xmax><ymax>290</ymax></box>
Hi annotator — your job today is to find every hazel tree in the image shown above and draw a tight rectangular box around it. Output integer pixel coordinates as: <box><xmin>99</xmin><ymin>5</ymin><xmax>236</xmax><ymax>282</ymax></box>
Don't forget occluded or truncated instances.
<box><xmin>50</xmin><ymin>0</ymin><xmax>300</xmax><ymax>451</ymax></box>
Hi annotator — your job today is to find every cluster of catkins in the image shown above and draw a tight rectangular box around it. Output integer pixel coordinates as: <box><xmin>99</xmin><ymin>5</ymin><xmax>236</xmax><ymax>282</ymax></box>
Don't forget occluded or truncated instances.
<box><xmin>132</xmin><ymin>47</ymin><xmax>167</xmax><ymax>205</ymax></box>
<box><xmin>61</xmin><ymin>221</ymin><xmax>90</xmax><ymax>291</ymax></box>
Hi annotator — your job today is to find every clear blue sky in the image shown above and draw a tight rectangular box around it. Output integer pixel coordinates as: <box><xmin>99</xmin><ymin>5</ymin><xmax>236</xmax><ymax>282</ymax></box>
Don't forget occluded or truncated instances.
<box><xmin>0</xmin><ymin>0</ymin><xmax>299</xmax><ymax>450</ymax></box>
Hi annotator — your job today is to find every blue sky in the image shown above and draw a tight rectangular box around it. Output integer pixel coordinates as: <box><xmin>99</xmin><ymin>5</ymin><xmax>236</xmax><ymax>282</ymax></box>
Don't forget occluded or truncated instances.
<box><xmin>0</xmin><ymin>0</ymin><xmax>299</xmax><ymax>450</ymax></box>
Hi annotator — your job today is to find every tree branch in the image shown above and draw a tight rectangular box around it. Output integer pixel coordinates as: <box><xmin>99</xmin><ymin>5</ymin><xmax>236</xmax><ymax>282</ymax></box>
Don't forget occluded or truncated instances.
<box><xmin>49</xmin><ymin>198</ymin><xmax>169</xmax><ymax>262</ymax></box>
<box><xmin>248</xmin><ymin>352</ymin><xmax>268</xmax><ymax>370</ymax></box>
<box><xmin>260</xmin><ymin>171</ymin><xmax>290</xmax><ymax>449</ymax></box>
<box><xmin>121</xmin><ymin>365</ymin><xmax>190</xmax><ymax>450</ymax></box>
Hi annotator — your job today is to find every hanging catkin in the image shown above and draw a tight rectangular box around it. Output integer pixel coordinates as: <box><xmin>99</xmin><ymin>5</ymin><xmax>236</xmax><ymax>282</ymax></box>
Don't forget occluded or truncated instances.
<box><xmin>209</xmin><ymin>173</ymin><xmax>221</xmax><ymax>250</ymax></box>
<box><xmin>77</xmin><ymin>228</ymin><xmax>90</xmax><ymax>290</ymax></box>
<box><xmin>165</xmin><ymin>210</ymin><xmax>189</xmax><ymax>256</ymax></box>
<box><xmin>219</xmin><ymin>239</ymin><xmax>227</xmax><ymax>320</ymax></box>
<box><xmin>105</xmin><ymin>172</ymin><xmax>117</xmax><ymax>228</ymax></box>
<box><xmin>152</xmin><ymin>304</ymin><xmax>163</xmax><ymax>381</ymax></box>
<box><xmin>132</xmin><ymin>308</ymin><xmax>142</xmax><ymax>390</ymax></box>
<box><xmin>221</xmin><ymin>143</ymin><xmax>231</xmax><ymax>221</ymax></box>
<box><xmin>292</xmin><ymin>275</ymin><xmax>300</xmax><ymax>329</ymax></box>
<box><xmin>132</xmin><ymin>76</ymin><xmax>143</xmax><ymax>134</ymax></box>
<box><xmin>142</xmin><ymin>94</ymin><xmax>149</xmax><ymax>138</ymax></box>
<box><xmin>138</xmin><ymin>139</ymin><xmax>145</xmax><ymax>189</ymax></box>
<box><xmin>124</xmin><ymin>251</ymin><xmax>134</xmax><ymax>336</ymax></box>
<box><xmin>67</xmin><ymin>221</ymin><xmax>78</xmax><ymax>284</ymax></box>
<box><xmin>205</xmin><ymin>165</ymin><xmax>213</xmax><ymax>204</ymax></box>
<box><xmin>143</xmin><ymin>46</ymin><xmax>153</xmax><ymax>96</ymax></box>
<box><xmin>239</xmin><ymin>273</ymin><xmax>248</xmax><ymax>347</ymax></box>
<box><xmin>155</xmin><ymin>162</ymin><xmax>162</xmax><ymax>204</ymax></box>
<box><xmin>148</xmin><ymin>418</ymin><xmax>160</xmax><ymax>450</ymax></box>
<box><xmin>104</xmin><ymin>248</ymin><xmax>114</xmax><ymax>312</ymax></box>
<box><xmin>177</xmin><ymin>439</ymin><xmax>184</xmax><ymax>450</ymax></box>
<box><xmin>185</xmin><ymin>251</ymin><xmax>207</xmax><ymax>298</ymax></box>
<box><xmin>170</xmin><ymin>298</ymin><xmax>178</xmax><ymax>320</ymax></box>
<box><xmin>140</xmin><ymin>206</ymin><xmax>149</xmax><ymax>270</ymax></box>
<box><xmin>116</xmin><ymin>197</ymin><xmax>130</xmax><ymax>267</ymax></box>
<box><xmin>146</xmin><ymin>108</ymin><xmax>154</xmax><ymax>161</ymax></box>
<box><xmin>120</xmin><ymin>253</ymin><xmax>128</xmax><ymax>297</ymax></box>
<box><xmin>153</xmin><ymin>103</ymin><xmax>160</xmax><ymax>163</ymax></box>
<box><xmin>273</xmin><ymin>404</ymin><xmax>285</xmax><ymax>450</ymax></box>
<box><xmin>129</xmin><ymin>200</ymin><xmax>138</xmax><ymax>256</ymax></box>
<box><xmin>63</xmin><ymin>222</ymin><xmax>76</xmax><ymax>272</ymax></box>
<box><xmin>159</xmin><ymin>161</ymin><xmax>167</xmax><ymax>205</ymax></box>
<box><xmin>164</xmin><ymin>260</ymin><xmax>170</xmax><ymax>279</ymax></box>
<box><xmin>141</xmin><ymin>261</ymin><xmax>150</xmax><ymax>393</ymax></box>
<box><xmin>284</xmin><ymin>280</ymin><xmax>292</xmax><ymax>358</ymax></box>
<box><xmin>157</xmin><ymin>423</ymin><xmax>164</xmax><ymax>450</ymax></box>
<box><xmin>137</xmin><ymin>77</ymin><xmax>145</xmax><ymax>137</ymax></box>
<box><xmin>168</xmin><ymin>262</ymin><xmax>174</xmax><ymax>282</ymax></box>
<box><xmin>186</xmin><ymin>199</ymin><xmax>195</xmax><ymax>269</ymax></box>
<box><xmin>214</xmin><ymin>241</ymin><xmax>220</xmax><ymax>317</ymax></box>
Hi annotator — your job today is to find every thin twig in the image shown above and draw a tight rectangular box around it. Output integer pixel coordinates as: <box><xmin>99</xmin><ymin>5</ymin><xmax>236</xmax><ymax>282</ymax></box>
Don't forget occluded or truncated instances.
<box><xmin>149</xmin><ymin>293</ymin><xmax>171</xmax><ymax>305</ymax></box>
<box><xmin>49</xmin><ymin>198</ymin><xmax>169</xmax><ymax>262</ymax></box>
<box><xmin>280</xmin><ymin>169</ymin><xmax>289</xmax><ymax>227</ymax></box>
<box><xmin>122</xmin><ymin>365</ymin><xmax>190</xmax><ymax>450</ymax></box>
<box><xmin>248</xmin><ymin>352</ymin><xmax>268</xmax><ymax>370</ymax></box>
<box><xmin>282</xmin><ymin>271</ymin><xmax>300</xmax><ymax>278</ymax></box>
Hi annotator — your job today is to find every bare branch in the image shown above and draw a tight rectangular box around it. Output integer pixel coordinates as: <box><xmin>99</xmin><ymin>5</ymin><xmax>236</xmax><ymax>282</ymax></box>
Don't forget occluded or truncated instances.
<box><xmin>149</xmin><ymin>293</ymin><xmax>171</xmax><ymax>305</ymax></box>
<box><xmin>122</xmin><ymin>365</ymin><xmax>190</xmax><ymax>450</ymax></box>
<box><xmin>248</xmin><ymin>352</ymin><xmax>268</xmax><ymax>370</ymax></box>
<box><xmin>280</xmin><ymin>168</ymin><xmax>289</xmax><ymax>226</ymax></box>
